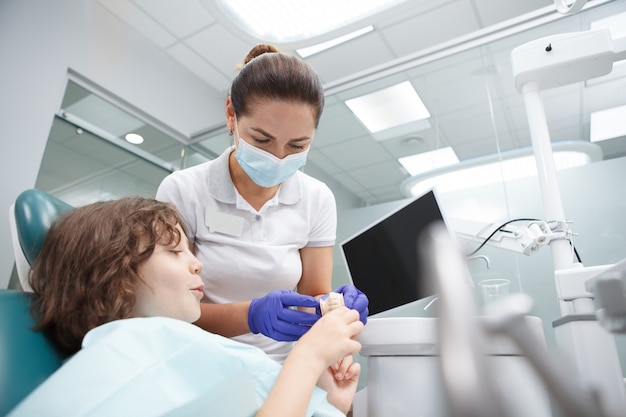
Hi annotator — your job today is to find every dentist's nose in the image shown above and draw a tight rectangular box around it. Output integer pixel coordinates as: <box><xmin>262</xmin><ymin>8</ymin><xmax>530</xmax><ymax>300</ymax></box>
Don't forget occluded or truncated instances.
<box><xmin>272</xmin><ymin>147</ymin><xmax>288</xmax><ymax>160</ymax></box>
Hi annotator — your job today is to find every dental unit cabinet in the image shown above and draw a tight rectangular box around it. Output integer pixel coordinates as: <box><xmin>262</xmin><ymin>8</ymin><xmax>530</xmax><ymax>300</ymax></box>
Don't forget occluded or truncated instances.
<box><xmin>354</xmin><ymin>316</ymin><xmax>552</xmax><ymax>417</ymax></box>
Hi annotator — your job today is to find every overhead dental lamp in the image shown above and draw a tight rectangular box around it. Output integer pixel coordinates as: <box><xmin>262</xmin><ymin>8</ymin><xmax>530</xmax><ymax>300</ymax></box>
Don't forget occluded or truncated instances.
<box><xmin>510</xmin><ymin>27</ymin><xmax>626</xmax><ymax>417</ymax></box>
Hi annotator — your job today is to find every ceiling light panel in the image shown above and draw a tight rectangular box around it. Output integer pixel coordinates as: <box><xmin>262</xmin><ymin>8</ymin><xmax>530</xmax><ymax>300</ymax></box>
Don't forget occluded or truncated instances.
<box><xmin>407</xmin><ymin>152</ymin><xmax>592</xmax><ymax>196</ymax></box>
<box><xmin>297</xmin><ymin>26</ymin><xmax>374</xmax><ymax>58</ymax></box>
<box><xmin>214</xmin><ymin>0</ymin><xmax>407</xmax><ymax>42</ymax></box>
<box><xmin>590</xmin><ymin>104</ymin><xmax>626</xmax><ymax>142</ymax></box>
<box><xmin>345</xmin><ymin>81</ymin><xmax>430</xmax><ymax>133</ymax></box>
<box><xmin>398</xmin><ymin>147</ymin><xmax>459</xmax><ymax>176</ymax></box>
<box><xmin>402</xmin><ymin>142</ymin><xmax>601</xmax><ymax>197</ymax></box>
<box><xmin>591</xmin><ymin>11</ymin><xmax>626</xmax><ymax>38</ymax></box>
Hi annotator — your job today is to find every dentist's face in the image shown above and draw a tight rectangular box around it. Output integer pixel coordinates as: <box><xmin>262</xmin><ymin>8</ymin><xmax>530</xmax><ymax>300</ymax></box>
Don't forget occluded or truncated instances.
<box><xmin>228</xmin><ymin>98</ymin><xmax>316</xmax><ymax>160</ymax></box>
<box><xmin>132</xmin><ymin>225</ymin><xmax>205</xmax><ymax>323</ymax></box>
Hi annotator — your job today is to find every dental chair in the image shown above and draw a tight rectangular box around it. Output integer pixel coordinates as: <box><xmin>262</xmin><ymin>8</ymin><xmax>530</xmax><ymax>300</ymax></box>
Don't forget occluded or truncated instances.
<box><xmin>1</xmin><ymin>189</ymin><xmax>72</xmax><ymax>415</ymax></box>
<box><xmin>8</xmin><ymin>189</ymin><xmax>72</xmax><ymax>291</ymax></box>
<box><xmin>0</xmin><ymin>291</ymin><xmax>69</xmax><ymax>416</ymax></box>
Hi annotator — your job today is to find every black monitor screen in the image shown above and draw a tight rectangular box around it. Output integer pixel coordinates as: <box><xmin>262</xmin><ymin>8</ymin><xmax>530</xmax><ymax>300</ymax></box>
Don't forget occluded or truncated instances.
<box><xmin>341</xmin><ymin>189</ymin><xmax>445</xmax><ymax>315</ymax></box>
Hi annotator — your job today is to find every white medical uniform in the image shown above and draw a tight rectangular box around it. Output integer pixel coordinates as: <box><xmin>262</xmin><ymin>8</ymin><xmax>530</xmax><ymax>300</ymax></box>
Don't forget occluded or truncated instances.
<box><xmin>8</xmin><ymin>317</ymin><xmax>343</xmax><ymax>417</ymax></box>
<box><xmin>156</xmin><ymin>146</ymin><xmax>337</xmax><ymax>362</ymax></box>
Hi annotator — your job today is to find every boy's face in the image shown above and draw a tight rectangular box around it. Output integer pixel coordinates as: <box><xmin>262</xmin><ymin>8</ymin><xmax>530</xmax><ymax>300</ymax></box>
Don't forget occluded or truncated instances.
<box><xmin>132</xmin><ymin>224</ymin><xmax>205</xmax><ymax>322</ymax></box>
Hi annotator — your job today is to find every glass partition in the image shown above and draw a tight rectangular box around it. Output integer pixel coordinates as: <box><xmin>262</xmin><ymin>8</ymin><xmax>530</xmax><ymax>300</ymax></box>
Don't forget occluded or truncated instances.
<box><xmin>35</xmin><ymin>79</ymin><xmax>215</xmax><ymax>207</ymax></box>
<box><xmin>323</xmin><ymin>0</ymin><xmax>626</xmax><ymax>384</ymax></box>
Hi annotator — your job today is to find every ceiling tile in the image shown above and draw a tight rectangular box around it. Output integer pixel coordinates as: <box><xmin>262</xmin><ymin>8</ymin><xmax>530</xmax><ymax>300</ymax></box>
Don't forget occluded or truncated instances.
<box><xmin>316</xmin><ymin>102</ymin><xmax>370</xmax><ymax>148</ymax></box>
<box><xmin>381</xmin><ymin>0</ymin><xmax>480</xmax><ymax>57</ymax></box>
<box><xmin>132</xmin><ymin>0</ymin><xmax>215</xmax><ymax>39</ymax></box>
<box><xmin>349</xmin><ymin>160</ymin><xmax>408</xmax><ymax>189</ymax></box>
<box><xmin>472</xmin><ymin>0</ymin><xmax>553</xmax><ymax>27</ymax></box>
<box><xmin>320</xmin><ymin>136</ymin><xmax>392</xmax><ymax>171</ymax></box>
<box><xmin>331</xmin><ymin>172</ymin><xmax>367</xmax><ymax>194</ymax></box>
<box><xmin>305</xmin><ymin>31</ymin><xmax>395</xmax><ymax>83</ymax></box>
<box><xmin>437</xmin><ymin>108</ymin><xmax>499</xmax><ymax>151</ymax></box>
<box><xmin>354</xmin><ymin>189</ymin><xmax>379</xmax><ymax>205</ymax></box>
<box><xmin>185</xmin><ymin>25</ymin><xmax>252</xmax><ymax>78</ymax></box>
<box><xmin>167</xmin><ymin>43</ymin><xmax>230</xmax><ymax>92</ymax></box>
<box><xmin>368</xmin><ymin>185</ymin><xmax>407</xmax><ymax>202</ymax></box>
<box><xmin>97</xmin><ymin>0</ymin><xmax>176</xmax><ymax>48</ymax></box>
<box><xmin>308</xmin><ymin>149</ymin><xmax>342</xmax><ymax>175</ymax></box>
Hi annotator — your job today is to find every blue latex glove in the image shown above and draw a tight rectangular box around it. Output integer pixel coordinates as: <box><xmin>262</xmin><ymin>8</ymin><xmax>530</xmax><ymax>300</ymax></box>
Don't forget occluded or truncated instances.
<box><xmin>333</xmin><ymin>284</ymin><xmax>369</xmax><ymax>325</ymax></box>
<box><xmin>248</xmin><ymin>290</ymin><xmax>320</xmax><ymax>342</ymax></box>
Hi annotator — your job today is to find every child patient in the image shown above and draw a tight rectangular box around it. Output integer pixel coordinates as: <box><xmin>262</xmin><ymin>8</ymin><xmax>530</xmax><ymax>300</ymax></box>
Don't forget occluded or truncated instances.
<box><xmin>8</xmin><ymin>197</ymin><xmax>363</xmax><ymax>417</ymax></box>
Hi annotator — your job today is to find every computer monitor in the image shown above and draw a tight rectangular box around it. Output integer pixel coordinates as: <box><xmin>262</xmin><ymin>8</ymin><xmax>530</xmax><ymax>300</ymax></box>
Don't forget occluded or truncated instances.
<box><xmin>340</xmin><ymin>188</ymin><xmax>446</xmax><ymax>315</ymax></box>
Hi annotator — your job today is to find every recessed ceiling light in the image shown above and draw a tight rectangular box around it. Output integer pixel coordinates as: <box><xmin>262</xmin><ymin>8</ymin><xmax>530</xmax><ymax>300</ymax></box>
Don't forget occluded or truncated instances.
<box><xmin>590</xmin><ymin>104</ymin><xmax>626</xmax><ymax>142</ymax></box>
<box><xmin>297</xmin><ymin>26</ymin><xmax>374</xmax><ymax>58</ymax></box>
<box><xmin>214</xmin><ymin>0</ymin><xmax>407</xmax><ymax>43</ymax></box>
<box><xmin>345</xmin><ymin>81</ymin><xmax>430</xmax><ymax>133</ymax></box>
<box><xmin>398</xmin><ymin>147</ymin><xmax>459</xmax><ymax>176</ymax></box>
<box><xmin>401</xmin><ymin>141</ymin><xmax>602</xmax><ymax>196</ymax></box>
<box><xmin>591</xmin><ymin>11</ymin><xmax>626</xmax><ymax>38</ymax></box>
<box><xmin>125</xmin><ymin>133</ymin><xmax>144</xmax><ymax>144</ymax></box>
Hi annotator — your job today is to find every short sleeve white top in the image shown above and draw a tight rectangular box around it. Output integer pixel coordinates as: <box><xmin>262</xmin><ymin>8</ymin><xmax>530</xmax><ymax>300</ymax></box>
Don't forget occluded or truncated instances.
<box><xmin>156</xmin><ymin>147</ymin><xmax>337</xmax><ymax>361</ymax></box>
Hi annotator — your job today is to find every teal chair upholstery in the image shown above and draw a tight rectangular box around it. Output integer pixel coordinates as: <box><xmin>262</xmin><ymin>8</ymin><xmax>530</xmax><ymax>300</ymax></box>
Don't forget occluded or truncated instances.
<box><xmin>0</xmin><ymin>291</ymin><xmax>68</xmax><ymax>416</ymax></box>
<box><xmin>9</xmin><ymin>189</ymin><xmax>72</xmax><ymax>291</ymax></box>
<box><xmin>14</xmin><ymin>189</ymin><xmax>72</xmax><ymax>266</ymax></box>
<box><xmin>2</xmin><ymin>189</ymin><xmax>72</xmax><ymax>415</ymax></box>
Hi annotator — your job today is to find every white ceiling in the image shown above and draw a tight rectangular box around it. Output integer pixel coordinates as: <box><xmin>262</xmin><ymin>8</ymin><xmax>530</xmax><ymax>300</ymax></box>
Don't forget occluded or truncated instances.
<box><xmin>53</xmin><ymin>0</ymin><xmax>626</xmax><ymax>206</ymax></box>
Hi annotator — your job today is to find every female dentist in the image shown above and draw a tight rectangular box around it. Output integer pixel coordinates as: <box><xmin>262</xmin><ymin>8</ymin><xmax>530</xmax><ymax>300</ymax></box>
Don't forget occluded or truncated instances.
<box><xmin>156</xmin><ymin>44</ymin><xmax>368</xmax><ymax>362</ymax></box>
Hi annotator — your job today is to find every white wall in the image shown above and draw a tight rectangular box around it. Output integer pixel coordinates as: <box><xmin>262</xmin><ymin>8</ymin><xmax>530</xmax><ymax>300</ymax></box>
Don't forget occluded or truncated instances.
<box><xmin>0</xmin><ymin>0</ymin><xmax>225</xmax><ymax>286</ymax></box>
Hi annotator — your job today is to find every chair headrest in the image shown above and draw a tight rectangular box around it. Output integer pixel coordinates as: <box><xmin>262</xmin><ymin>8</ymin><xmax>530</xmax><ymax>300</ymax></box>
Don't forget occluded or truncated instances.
<box><xmin>14</xmin><ymin>189</ymin><xmax>73</xmax><ymax>265</ymax></box>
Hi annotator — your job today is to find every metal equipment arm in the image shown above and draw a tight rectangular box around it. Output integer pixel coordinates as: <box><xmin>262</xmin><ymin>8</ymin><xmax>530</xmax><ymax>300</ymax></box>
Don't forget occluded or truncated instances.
<box><xmin>452</xmin><ymin>217</ymin><xmax>567</xmax><ymax>256</ymax></box>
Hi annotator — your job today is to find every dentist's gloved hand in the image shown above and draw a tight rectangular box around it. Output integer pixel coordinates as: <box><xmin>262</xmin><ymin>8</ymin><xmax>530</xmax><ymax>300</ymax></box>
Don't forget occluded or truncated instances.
<box><xmin>333</xmin><ymin>284</ymin><xmax>369</xmax><ymax>325</ymax></box>
<box><xmin>248</xmin><ymin>290</ymin><xmax>321</xmax><ymax>342</ymax></box>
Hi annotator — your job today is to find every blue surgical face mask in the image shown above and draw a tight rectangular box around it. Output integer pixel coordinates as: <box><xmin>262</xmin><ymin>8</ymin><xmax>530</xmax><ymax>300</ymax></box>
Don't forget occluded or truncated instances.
<box><xmin>234</xmin><ymin>120</ymin><xmax>309</xmax><ymax>188</ymax></box>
